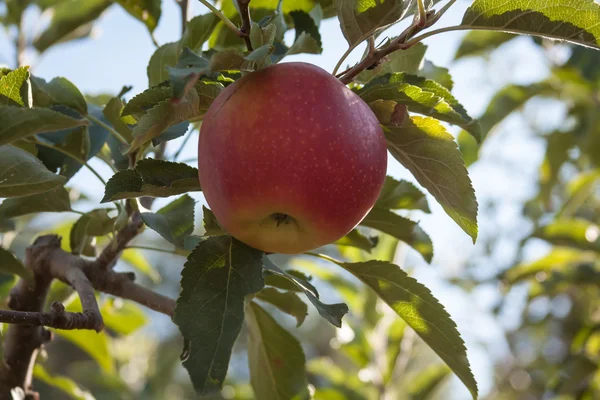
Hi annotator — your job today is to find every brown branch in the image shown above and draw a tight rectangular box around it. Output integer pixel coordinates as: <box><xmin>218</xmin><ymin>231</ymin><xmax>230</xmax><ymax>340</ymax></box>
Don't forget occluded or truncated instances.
<box><xmin>0</xmin><ymin>302</ymin><xmax>99</xmax><ymax>331</ymax></box>
<box><xmin>93</xmin><ymin>211</ymin><xmax>143</xmax><ymax>270</ymax></box>
<box><xmin>176</xmin><ymin>0</ymin><xmax>189</xmax><ymax>36</ymax></box>
<box><xmin>237</xmin><ymin>0</ymin><xmax>253</xmax><ymax>51</ymax></box>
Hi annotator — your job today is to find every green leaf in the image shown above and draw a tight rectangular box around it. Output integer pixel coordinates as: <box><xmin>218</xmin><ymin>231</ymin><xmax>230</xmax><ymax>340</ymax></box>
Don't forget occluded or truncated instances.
<box><xmin>31</xmin><ymin>76</ymin><xmax>88</xmax><ymax>115</ymax></box>
<box><xmin>33</xmin><ymin>0</ymin><xmax>112</xmax><ymax>53</ymax></box>
<box><xmin>173</xmin><ymin>236</ymin><xmax>265</xmax><ymax>395</ymax></box>
<box><xmin>334</xmin><ymin>0</ymin><xmax>407</xmax><ymax>48</ymax></box>
<box><xmin>334</xmin><ymin>229</ymin><xmax>378</xmax><ymax>252</ymax></box>
<box><xmin>121</xmin><ymin>248</ymin><xmax>162</xmax><ymax>283</ymax></box>
<box><xmin>504</xmin><ymin>247</ymin><xmax>593</xmax><ymax>283</ymax></box>
<box><xmin>418</xmin><ymin>60</ymin><xmax>454</xmax><ymax>90</ymax></box>
<box><xmin>33</xmin><ymin>364</ymin><xmax>94</xmax><ymax>400</ymax></box>
<box><xmin>102</xmin><ymin>97</ymin><xmax>134</xmax><ymax>143</ymax></box>
<box><xmin>263</xmin><ymin>256</ymin><xmax>348</xmax><ymax>327</ymax></box>
<box><xmin>335</xmin><ymin>259</ymin><xmax>478</xmax><ymax>399</ymax></box>
<box><xmin>532</xmin><ymin>219</ymin><xmax>600</xmax><ymax>253</ymax></box>
<box><xmin>356</xmin><ymin>43</ymin><xmax>426</xmax><ymax>84</ymax></box>
<box><xmin>166</xmin><ymin>48</ymin><xmax>213</xmax><ymax>100</ymax></box>
<box><xmin>0</xmin><ymin>145</ymin><xmax>67</xmax><ymax>198</ymax></box>
<box><xmin>407</xmin><ymin>364</ymin><xmax>452</xmax><ymax>400</ymax></box>
<box><xmin>457</xmin><ymin>130</ymin><xmax>479</xmax><ymax>168</ymax></box>
<box><xmin>385</xmin><ymin>115</ymin><xmax>478</xmax><ymax>242</ymax></box>
<box><xmin>558</xmin><ymin>169</ymin><xmax>600</xmax><ymax>218</ymax></box>
<box><xmin>70</xmin><ymin>209</ymin><xmax>115</xmax><ymax>255</ymax></box>
<box><xmin>360</xmin><ymin>207</ymin><xmax>433</xmax><ymax>263</ymax></box>
<box><xmin>256</xmin><ymin>287</ymin><xmax>308</xmax><ymax>327</ymax></box>
<box><xmin>0</xmin><ymin>247</ymin><xmax>33</xmax><ymax>282</ymax></box>
<box><xmin>461</xmin><ymin>0</ymin><xmax>600</xmax><ymax>49</ymax></box>
<box><xmin>454</xmin><ymin>31</ymin><xmax>517</xmax><ymax>59</ymax></box>
<box><xmin>565</xmin><ymin>45</ymin><xmax>600</xmax><ymax>82</ymax></box>
<box><xmin>116</xmin><ymin>0</ymin><xmax>161</xmax><ymax>32</ymax></box>
<box><xmin>0</xmin><ymin>186</ymin><xmax>71</xmax><ymax>219</ymax></box>
<box><xmin>121</xmin><ymin>85</ymin><xmax>172</xmax><ymax>117</ymax></box>
<box><xmin>101</xmin><ymin>159</ymin><xmax>200</xmax><ymax>202</ymax></box>
<box><xmin>375</xmin><ymin>176</ymin><xmax>430</xmax><ymax>212</ymax></box>
<box><xmin>100</xmin><ymin>299</ymin><xmax>148</xmax><ymax>335</ymax></box>
<box><xmin>0</xmin><ymin>106</ymin><xmax>88</xmax><ymax>147</ymax></box>
<box><xmin>383</xmin><ymin>318</ymin><xmax>406</xmax><ymax>383</ymax></box>
<box><xmin>181</xmin><ymin>13</ymin><xmax>220</xmax><ymax>52</ymax></box>
<box><xmin>246</xmin><ymin>302</ymin><xmax>310</xmax><ymax>400</ymax></box>
<box><xmin>288</xmin><ymin>7</ymin><xmax>323</xmax><ymax>55</ymax></box>
<box><xmin>141</xmin><ymin>194</ymin><xmax>195</xmax><ymax>247</ymax></box>
<box><xmin>128</xmin><ymin>80</ymin><xmax>222</xmax><ymax>152</ymax></box>
<box><xmin>147</xmin><ymin>42</ymin><xmax>180</xmax><ymax>87</ymax></box>
<box><xmin>202</xmin><ymin>205</ymin><xmax>227</xmax><ymax>236</ymax></box>
<box><xmin>0</xmin><ymin>66</ymin><xmax>30</xmax><ymax>106</ymax></box>
<box><xmin>54</xmin><ymin>328</ymin><xmax>115</xmax><ymax>375</ymax></box>
<box><xmin>359</xmin><ymin>73</ymin><xmax>481</xmax><ymax>141</ymax></box>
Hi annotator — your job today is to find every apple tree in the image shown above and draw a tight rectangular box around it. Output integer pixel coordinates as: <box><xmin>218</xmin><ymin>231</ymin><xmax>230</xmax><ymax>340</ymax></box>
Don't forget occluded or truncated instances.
<box><xmin>1</xmin><ymin>0</ymin><xmax>600</xmax><ymax>399</ymax></box>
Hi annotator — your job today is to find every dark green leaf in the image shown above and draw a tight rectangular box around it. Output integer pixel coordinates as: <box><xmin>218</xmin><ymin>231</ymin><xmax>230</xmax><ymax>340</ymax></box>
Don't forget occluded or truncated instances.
<box><xmin>565</xmin><ymin>45</ymin><xmax>600</xmax><ymax>82</ymax></box>
<box><xmin>256</xmin><ymin>287</ymin><xmax>308</xmax><ymax>327</ymax></box>
<box><xmin>375</xmin><ymin>176</ymin><xmax>430</xmax><ymax>212</ymax></box>
<box><xmin>32</xmin><ymin>364</ymin><xmax>94</xmax><ymax>400</ymax></box>
<box><xmin>202</xmin><ymin>205</ymin><xmax>227</xmax><ymax>236</ymax></box>
<box><xmin>0</xmin><ymin>106</ymin><xmax>88</xmax><ymax>147</ymax></box>
<box><xmin>359</xmin><ymin>73</ymin><xmax>481</xmax><ymax>140</ymax></box>
<box><xmin>173</xmin><ymin>236</ymin><xmax>265</xmax><ymax>395</ymax></box>
<box><xmin>101</xmin><ymin>159</ymin><xmax>200</xmax><ymax>202</ymax></box>
<box><xmin>246</xmin><ymin>302</ymin><xmax>310</xmax><ymax>400</ymax></box>
<box><xmin>33</xmin><ymin>0</ymin><xmax>112</xmax><ymax>53</ymax></box>
<box><xmin>0</xmin><ymin>247</ymin><xmax>33</xmax><ymax>282</ymax></box>
<box><xmin>116</xmin><ymin>0</ymin><xmax>161</xmax><ymax>32</ymax></box>
<box><xmin>141</xmin><ymin>194</ymin><xmax>195</xmax><ymax>247</ymax></box>
<box><xmin>166</xmin><ymin>48</ymin><xmax>213</xmax><ymax>100</ymax></box>
<box><xmin>337</xmin><ymin>259</ymin><xmax>478</xmax><ymax>399</ymax></box>
<box><xmin>0</xmin><ymin>66</ymin><xmax>30</xmax><ymax>106</ymax></box>
<box><xmin>151</xmin><ymin>121</ymin><xmax>189</xmax><ymax>145</ymax></box>
<box><xmin>454</xmin><ymin>31</ymin><xmax>517</xmax><ymax>59</ymax></box>
<box><xmin>0</xmin><ymin>186</ymin><xmax>71</xmax><ymax>218</ymax></box>
<box><xmin>356</xmin><ymin>43</ymin><xmax>426</xmax><ymax>84</ymax></box>
<box><xmin>70</xmin><ymin>209</ymin><xmax>115</xmax><ymax>255</ymax></box>
<box><xmin>122</xmin><ymin>86</ymin><xmax>172</xmax><ymax>117</ymax></box>
<box><xmin>407</xmin><ymin>364</ymin><xmax>451</xmax><ymax>400</ymax></box>
<box><xmin>31</xmin><ymin>75</ymin><xmax>88</xmax><ymax>115</ymax></box>
<box><xmin>461</xmin><ymin>0</ymin><xmax>600</xmax><ymax>49</ymax></box>
<box><xmin>360</xmin><ymin>207</ymin><xmax>433</xmax><ymax>263</ymax></box>
<box><xmin>334</xmin><ymin>229</ymin><xmax>378</xmax><ymax>252</ymax></box>
<box><xmin>385</xmin><ymin>115</ymin><xmax>478</xmax><ymax>242</ymax></box>
<box><xmin>288</xmin><ymin>7</ymin><xmax>323</xmax><ymax>55</ymax></box>
<box><xmin>147</xmin><ymin>42</ymin><xmax>180</xmax><ymax>87</ymax></box>
<box><xmin>0</xmin><ymin>145</ymin><xmax>67</xmax><ymax>198</ymax></box>
<box><xmin>263</xmin><ymin>256</ymin><xmax>347</xmax><ymax>327</ymax></box>
<box><xmin>181</xmin><ymin>13</ymin><xmax>220</xmax><ymax>52</ymax></box>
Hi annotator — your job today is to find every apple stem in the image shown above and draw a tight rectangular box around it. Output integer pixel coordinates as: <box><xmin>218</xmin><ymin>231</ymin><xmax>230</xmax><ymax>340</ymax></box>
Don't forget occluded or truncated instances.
<box><xmin>272</xmin><ymin>213</ymin><xmax>290</xmax><ymax>227</ymax></box>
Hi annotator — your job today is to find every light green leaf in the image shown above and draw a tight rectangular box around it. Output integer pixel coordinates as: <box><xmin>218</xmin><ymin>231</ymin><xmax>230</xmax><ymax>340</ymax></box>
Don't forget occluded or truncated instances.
<box><xmin>558</xmin><ymin>169</ymin><xmax>600</xmax><ymax>218</ymax></box>
<box><xmin>454</xmin><ymin>31</ymin><xmax>517</xmax><ymax>59</ymax></box>
<box><xmin>0</xmin><ymin>186</ymin><xmax>71</xmax><ymax>219</ymax></box>
<box><xmin>181</xmin><ymin>13</ymin><xmax>220</xmax><ymax>52</ymax></box>
<box><xmin>0</xmin><ymin>145</ymin><xmax>67</xmax><ymax>198</ymax></box>
<box><xmin>256</xmin><ymin>287</ymin><xmax>308</xmax><ymax>327</ymax></box>
<box><xmin>70</xmin><ymin>209</ymin><xmax>115</xmax><ymax>255</ymax></box>
<box><xmin>173</xmin><ymin>236</ymin><xmax>265</xmax><ymax>395</ymax></box>
<box><xmin>121</xmin><ymin>248</ymin><xmax>162</xmax><ymax>283</ymax></box>
<box><xmin>385</xmin><ymin>116</ymin><xmax>478</xmax><ymax>242</ymax></box>
<box><xmin>100</xmin><ymin>299</ymin><xmax>148</xmax><ymax>335</ymax></box>
<box><xmin>141</xmin><ymin>194</ymin><xmax>195</xmax><ymax>247</ymax></box>
<box><xmin>101</xmin><ymin>159</ymin><xmax>200</xmax><ymax>202</ymax></box>
<box><xmin>202</xmin><ymin>205</ymin><xmax>227</xmax><ymax>236</ymax></box>
<box><xmin>407</xmin><ymin>364</ymin><xmax>451</xmax><ymax>400</ymax></box>
<box><xmin>504</xmin><ymin>247</ymin><xmax>594</xmax><ymax>283</ymax></box>
<box><xmin>0</xmin><ymin>247</ymin><xmax>33</xmax><ymax>282</ymax></box>
<box><xmin>102</xmin><ymin>97</ymin><xmax>134</xmax><ymax>143</ymax></box>
<box><xmin>0</xmin><ymin>66</ymin><xmax>29</xmax><ymax>106</ymax></box>
<box><xmin>383</xmin><ymin>318</ymin><xmax>407</xmax><ymax>383</ymax></box>
<box><xmin>54</xmin><ymin>328</ymin><xmax>115</xmax><ymax>375</ymax></box>
<box><xmin>246</xmin><ymin>302</ymin><xmax>310</xmax><ymax>400</ymax></box>
<box><xmin>418</xmin><ymin>60</ymin><xmax>454</xmax><ymax>90</ymax></box>
<box><xmin>359</xmin><ymin>73</ymin><xmax>481</xmax><ymax>140</ymax></box>
<box><xmin>33</xmin><ymin>0</ymin><xmax>112</xmax><ymax>53</ymax></box>
<box><xmin>335</xmin><ymin>258</ymin><xmax>478</xmax><ymax>399</ymax></box>
<box><xmin>116</xmin><ymin>0</ymin><xmax>161</xmax><ymax>32</ymax></box>
<box><xmin>375</xmin><ymin>176</ymin><xmax>430</xmax><ymax>212</ymax></box>
<box><xmin>457</xmin><ymin>130</ymin><xmax>479</xmax><ymax>168</ymax></box>
<box><xmin>0</xmin><ymin>106</ymin><xmax>88</xmax><ymax>147</ymax></box>
<box><xmin>356</xmin><ymin>43</ymin><xmax>427</xmax><ymax>84</ymax></box>
<box><xmin>461</xmin><ymin>0</ymin><xmax>600</xmax><ymax>49</ymax></box>
<box><xmin>532</xmin><ymin>218</ymin><xmax>600</xmax><ymax>253</ymax></box>
<box><xmin>31</xmin><ymin>75</ymin><xmax>88</xmax><ymax>115</ymax></box>
<box><xmin>360</xmin><ymin>207</ymin><xmax>433</xmax><ymax>263</ymax></box>
<box><xmin>263</xmin><ymin>256</ymin><xmax>348</xmax><ymax>327</ymax></box>
<box><xmin>147</xmin><ymin>42</ymin><xmax>180</xmax><ymax>87</ymax></box>
<box><xmin>33</xmin><ymin>364</ymin><xmax>95</xmax><ymax>400</ymax></box>
<box><xmin>334</xmin><ymin>229</ymin><xmax>378</xmax><ymax>253</ymax></box>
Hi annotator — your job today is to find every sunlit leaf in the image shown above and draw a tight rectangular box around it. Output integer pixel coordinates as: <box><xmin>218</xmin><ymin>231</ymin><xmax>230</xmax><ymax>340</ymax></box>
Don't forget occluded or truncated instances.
<box><xmin>32</xmin><ymin>364</ymin><xmax>94</xmax><ymax>400</ymax></box>
<box><xmin>504</xmin><ymin>247</ymin><xmax>595</xmax><ymax>283</ymax></box>
<box><xmin>54</xmin><ymin>328</ymin><xmax>115</xmax><ymax>375</ymax></box>
<box><xmin>407</xmin><ymin>363</ymin><xmax>452</xmax><ymax>400</ymax></box>
<box><xmin>173</xmin><ymin>236</ymin><xmax>265</xmax><ymax>395</ymax></box>
<box><xmin>334</xmin><ymin>229</ymin><xmax>378</xmax><ymax>253</ymax></box>
<box><xmin>100</xmin><ymin>299</ymin><xmax>148</xmax><ymax>335</ymax></box>
<box><xmin>116</xmin><ymin>0</ymin><xmax>161</xmax><ymax>32</ymax></box>
<box><xmin>375</xmin><ymin>176</ymin><xmax>430</xmax><ymax>212</ymax></box>
<box><xmin>120</xmin><ymin>248</ymin><xmax>162</xmax><ymax>283</ymax></box>
<box><xmin>246</xmin><ymin>302</ymin><xmax>310</xmax><ymax>399</ymax></box>
<box><xmin>532</xmin><ymin>218</ymin><xmax>600</xmax><ymax>253</ymax></box>
<box><xmin>0</xmin><ymin>66</ymin><xmax>29</xmax><ymax>106</ymax></box>
<box><xmin>256</xmin><ymin>287</ymin><xmax>308</xmax><ymax>327</ymax></box>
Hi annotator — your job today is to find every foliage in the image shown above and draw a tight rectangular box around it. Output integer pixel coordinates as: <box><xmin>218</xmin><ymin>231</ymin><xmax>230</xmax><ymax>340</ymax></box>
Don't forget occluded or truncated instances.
<box><xmin>1</xmin><ymin>0</ymin><xmax>600</xmax><ymax>399</ymax></box>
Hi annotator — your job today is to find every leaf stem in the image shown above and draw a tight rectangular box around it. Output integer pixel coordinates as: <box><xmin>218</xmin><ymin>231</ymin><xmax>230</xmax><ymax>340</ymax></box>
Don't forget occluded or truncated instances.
<box><xmin>87</xmin><ymin>114</ymin><xmax>129</xmax><ymax>145</ymax></box>
<box><xmin>125</xmin><ymin>245</ymin><xmax>180</xmax><ymax>255</ymax></box>
<box><xmin>237</xmin><ymin>0</ymin><xmax>253</xmax><ymax>51</ymax></box>
<box><xmin>305</xmin><ymin>252</ymin><xmax>340</xmax><ymax>265</ymax></box>
<box><xmin>197</xmin><ymin>0</ymin><xmax>243</xmax><ymax>37</ymax></box>
<box><xmin>33</xmin><ymin>140</ymin><xmax>107</xmax><ymax>185</ymax></box>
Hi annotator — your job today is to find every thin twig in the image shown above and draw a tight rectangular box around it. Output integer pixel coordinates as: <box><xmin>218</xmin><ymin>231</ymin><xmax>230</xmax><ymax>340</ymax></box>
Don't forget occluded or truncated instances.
<box><xmin>197</xmin><ymin>0</ymin><xmax>243</xmax><ymax>37</ymax></box>
<box><xmin>237</xmin><ymin>0</ymin><xmax>253</xmax><ymax>51</ymax></box>
<box><xmin>94</xmin><ymin>211</ymin><xmax>143</xmax><ymax>270</ymax></box>
<box><xmin>177</xmin><ymin>0</ymin><xmax>189</xmax><ymax>36</ymax></box>
<box><xmin>15</xmin><ymin>13</ymin><xmax>26</xmax><ymax>67</ymax></box>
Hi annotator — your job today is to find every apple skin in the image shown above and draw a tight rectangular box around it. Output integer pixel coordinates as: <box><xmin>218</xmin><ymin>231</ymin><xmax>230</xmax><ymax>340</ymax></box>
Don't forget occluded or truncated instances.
<box><xmin>198</xmin><ymin>62</ymin><xmax>387</xmax><ymax>254</ymax></box>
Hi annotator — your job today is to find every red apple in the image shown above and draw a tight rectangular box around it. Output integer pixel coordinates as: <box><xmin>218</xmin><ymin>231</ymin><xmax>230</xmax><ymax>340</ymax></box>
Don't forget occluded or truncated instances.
<box><xmin>198</xmin><ymin>62</ymin><xmax>387</xmax><ymax>254</ymax></box>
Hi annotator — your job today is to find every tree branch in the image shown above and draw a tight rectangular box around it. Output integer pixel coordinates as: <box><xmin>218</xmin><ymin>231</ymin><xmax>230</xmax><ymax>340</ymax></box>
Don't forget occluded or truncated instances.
<box><xmin>93</xmin><ymin>211</ymin><xmax>143</xmax><ymax>270</ymax></box>
<box><xmin>237</xmin><ymin>0</ymin><xmax>253</xmax><ymax>51</ymax></box>
<box><xmin>176</xmin><ymin>0</ymin><xmax>189</xmax><ymax>36</ymax></box>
